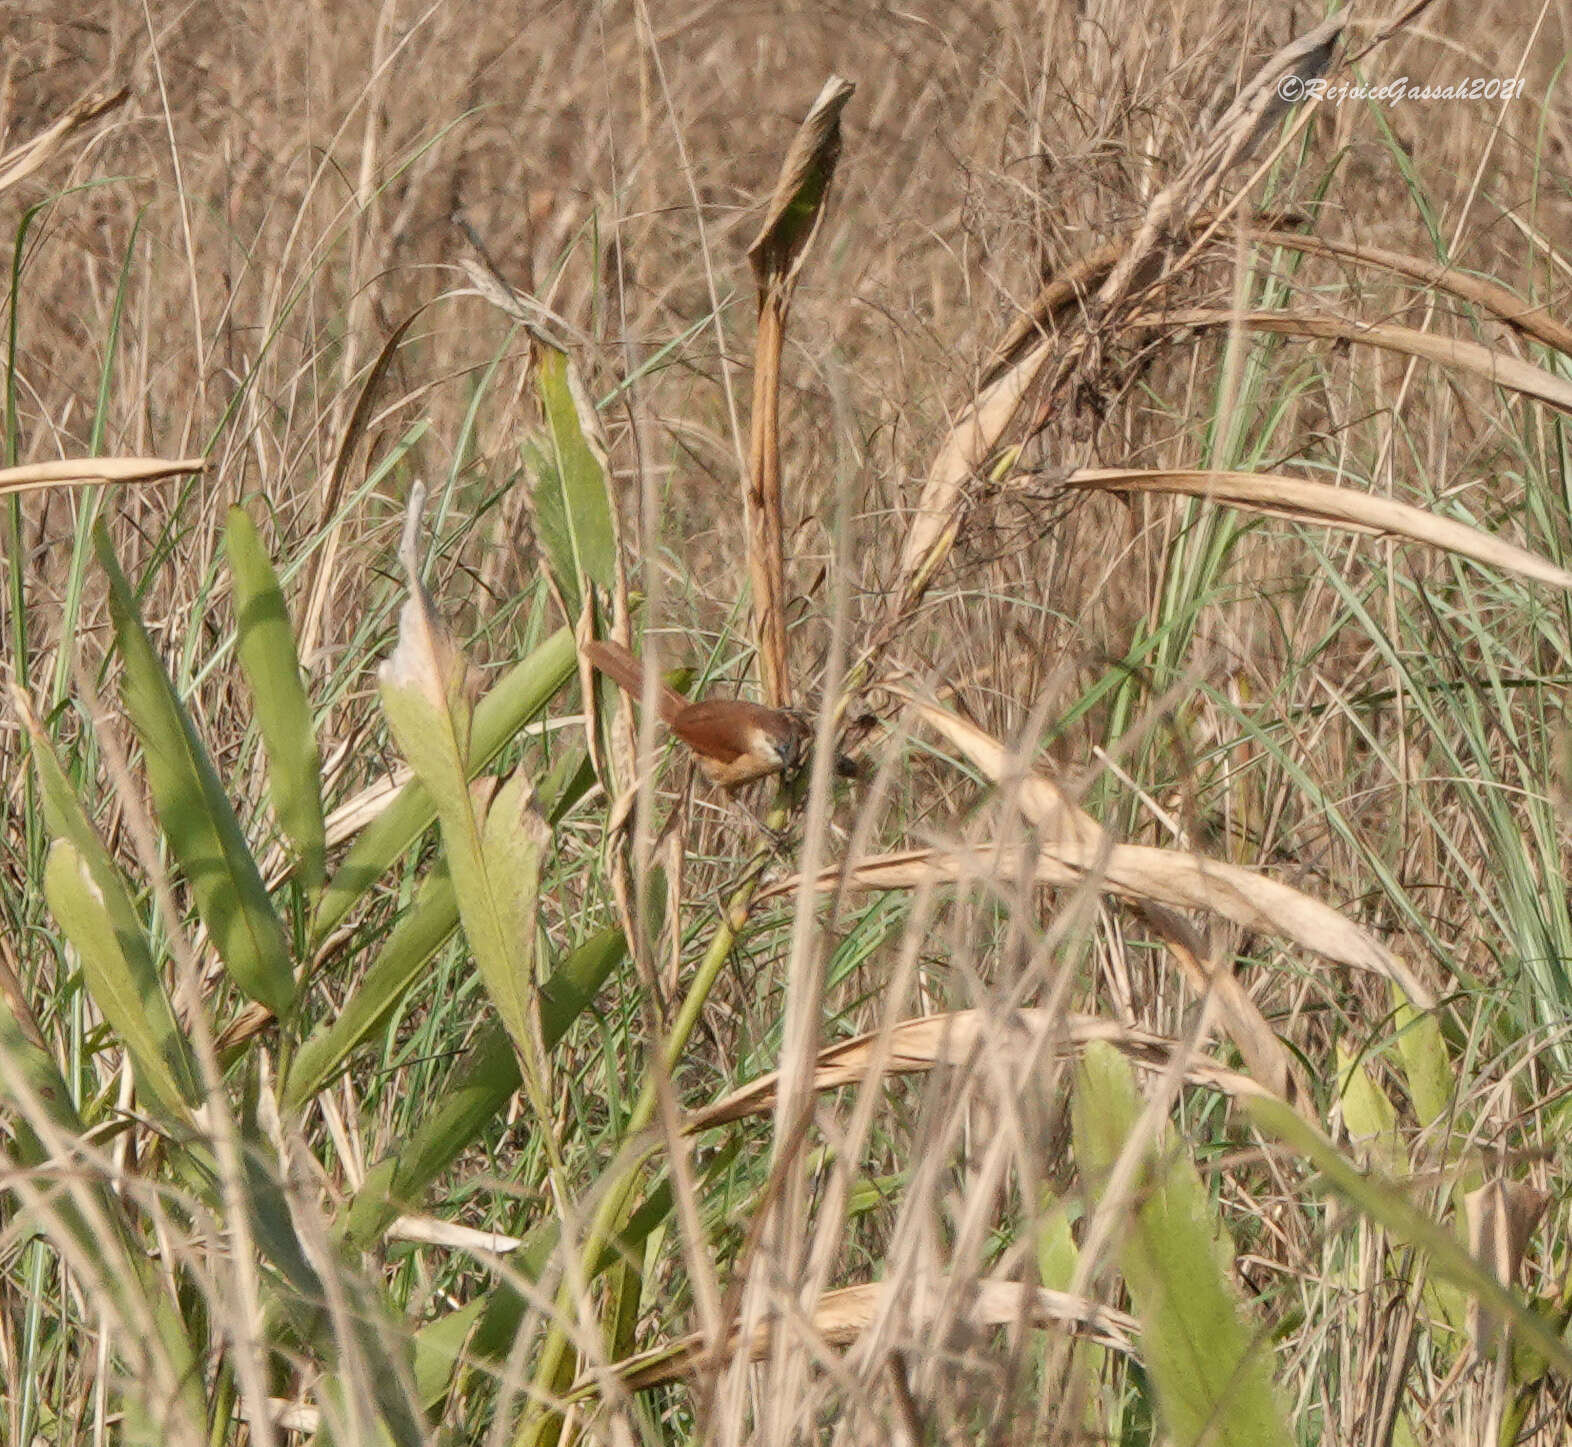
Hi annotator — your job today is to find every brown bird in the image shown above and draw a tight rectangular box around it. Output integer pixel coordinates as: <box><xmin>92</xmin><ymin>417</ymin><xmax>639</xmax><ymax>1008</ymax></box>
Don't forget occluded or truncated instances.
<box><xmin>584</xmin><ymin>639</ymin><xmax>812</xmax><ymax>792</ymax></box>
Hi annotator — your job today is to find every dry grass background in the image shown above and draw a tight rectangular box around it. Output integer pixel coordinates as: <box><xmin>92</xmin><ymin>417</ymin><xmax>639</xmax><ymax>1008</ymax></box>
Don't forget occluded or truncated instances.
<box><xmin>7</xmin><ymin>0</ymin><xmax>1572</xmax><ymax>1443</ymax></box>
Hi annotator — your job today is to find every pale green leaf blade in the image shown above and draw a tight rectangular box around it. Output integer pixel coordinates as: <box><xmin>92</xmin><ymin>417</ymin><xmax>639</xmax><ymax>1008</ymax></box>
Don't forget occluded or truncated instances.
<box><xmin>530</xmin><ymin>347</ymin><xmax>616</xmax><ymax>616</ymax></box>
<box><xmin>96</xmin><ymin>523</ymin><xmax>295</xmax><ymax>1017</ymax></box>
<box><xmin>283</xmin><ymin>863</ymin><xmax>458</xmax><ymax>1110</ymax></box>
<box><xmin>312</xmin><ymin>629</ymin><xmax>575</xmax><ymax>948</ymax></box>
<box><xmin>225</xmin><ymin>505</ymin><xmax>326</xmax><ymax>889</ymax></box>
<box><xmin>15</xmin><ymin>687</ymin><xmax>201</xmax><ymax>1111</ymax></box>
<box><xmin>1074</xmin><ymin>1041</ymin><xmax>1290</xmax><ymax>1447</ymax></box>
<box><xmin>1392</xmin><ymin>986</ymin><xmax>1454</xmax><ymax>1131</ymax></box>
<box><xmin>44</xmin><ymin>840</ymin><xmax>198</xmax><ymax>1116</ymax></box>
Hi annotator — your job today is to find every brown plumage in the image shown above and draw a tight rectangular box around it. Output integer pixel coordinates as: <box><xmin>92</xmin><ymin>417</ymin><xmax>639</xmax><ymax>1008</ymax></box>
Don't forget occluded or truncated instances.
<box><xmin>584</xmin><ymin>640</ymin><xmax>810</xmax><ymax>791</ymax></box>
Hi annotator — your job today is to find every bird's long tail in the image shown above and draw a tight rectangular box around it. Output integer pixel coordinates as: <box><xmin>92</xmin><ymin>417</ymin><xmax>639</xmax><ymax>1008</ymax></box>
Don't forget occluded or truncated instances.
<box><xmin>583</xmin><ymin>640</ymin><xmax>685</xmax><ymax>724</ymax></box>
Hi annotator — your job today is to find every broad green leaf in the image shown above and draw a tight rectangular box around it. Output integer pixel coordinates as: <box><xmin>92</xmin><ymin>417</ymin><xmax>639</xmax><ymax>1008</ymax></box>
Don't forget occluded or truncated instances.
<box><xmin>1074</xmin><ymin>1042</ymin><xmax>1290</xmax><ymax>1447</ymax></box>
<box><xmin>226</xmin><ymin>506</ymin><xmax>326</xmax><ymax>889</ymax></box>
<box><xmin>1336</xmin><ymin>1041</ymin><xmax>1406</xmax><ymax>1173</ymax></box>
<box><xmin>377</xmin><ymin>521</ymin><xmax>476</xmax><ymax>803</ymax></box>
<box><xmin>312</xmin><ymin>625</ymin><xmax>575</xmax><ymax>947</ymax></box>
<box><xmin>343</xmin><ymin>926</ymin><xmax>625</xmax><ymax>1248</ymax></box>
<box><xmin>468</xmin><ymin>770</ymin><xmax>547</xmax><ymax>1060</ymax></box>
<box><xmin>1246</xmin><ymin>1095</ymin><xmax>1572</xmax><ymax>1378</ymax></box>
<box><xmin>16</xmin><ymin>689</ymin><xmax>200</xmax><ymax>1113</ymax></box>
<box><xmin>97</xmin><ymin>524</ymin><xmax>295</xmax><ymax>1017</ymax></box>
<box><xmin>528</xmin><ymin>347</ymin><xmax>616</xmax><ymax>617</ymax></box>
<box><xmin>44</xmin><ymin>841</ymin><xmax>198</xmax><ymax>1116</ymax></box>
<box><xmin>0</xmin><ymin>984</ymin><xmax>89</xmax><ymax>1140</ymax></box>
<box><xmin>379</xmin><ymin>551</ymin><xmax>548</xmax><ymax>1067</ymax></box>
<box><xmin>1392</xmin><ymin>987</ymin><xmax>1455</xmax><ymax>1131</ymax></box>
<box><xmin>283</xmin><ymin>862</ymin><xmax>458</xmax><ymax>1110</ymax></box>
<box><xmin>413</xmin><ymin>1295</ymin><xmax>488</xmax><ymax>1410</ymax></box>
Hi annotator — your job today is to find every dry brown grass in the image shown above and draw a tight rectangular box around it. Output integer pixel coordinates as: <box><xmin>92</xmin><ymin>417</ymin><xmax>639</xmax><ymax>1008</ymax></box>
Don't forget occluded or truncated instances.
<box><xmin>7</xmin><ymin>1</ymin><xmax>1572</xmax><ymax>1443</ymax></box>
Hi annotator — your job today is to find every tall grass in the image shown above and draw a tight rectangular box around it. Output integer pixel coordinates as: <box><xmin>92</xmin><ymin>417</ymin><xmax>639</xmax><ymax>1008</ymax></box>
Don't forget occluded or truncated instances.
<box><xmin>4</xmin><ymin>3</ymin><xmax>1572</xmax><ymax>1444</ymax></box>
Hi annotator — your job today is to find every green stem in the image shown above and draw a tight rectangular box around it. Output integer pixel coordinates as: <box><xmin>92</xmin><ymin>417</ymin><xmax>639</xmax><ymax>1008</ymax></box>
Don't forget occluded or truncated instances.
<box><xmin>517</xmin><ymin>844</ymin><xmax>774</xmax><ymax>1447</ymax></box>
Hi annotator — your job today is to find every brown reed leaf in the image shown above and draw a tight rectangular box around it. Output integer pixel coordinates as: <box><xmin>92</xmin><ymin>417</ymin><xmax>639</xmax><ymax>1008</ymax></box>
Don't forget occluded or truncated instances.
<box><xmin>765</xmin><ymin>840</ymin><xmax>1431</xmax><ymax>1007</ymax></box>
<box><xmin>0</xmin><ymin>85</ymin><xmax>128</xmax><ymax>197</ymax></box>
<box><xmin>687</xmin><ymin>1008</ymin><xmax>1279</xmax><ymax>1133</ymax></box>
<box><xmin>889</xmin><ymin>13</ymin><xmax>1342</xmax><ymax>628</ymax></box>
<box><xmin>746</xmin><ymin>75</ymin><xmax>854</xmax><ymax>709</ymax></box>
<box><xmin>872</xmin><ymin>689</ymin><xmax>1315</xmax><ymax>1105</ymax></box>
<box><xmin>0</xmin><ymin>457</ymin><xmax>205</xmax><ymax>496</ymax></box>
<box><xmin>1245</xmin><ymin>228</ymin><xmax>1572</xmax><ymax>357</ymax></box>
<box><xmin>1057</xmin><ymin>467</ymin><xmax>1572</xmax><ymax>591</ymax></box>
<box><xmin>1147</xmin><ymin>307</ymin><xmax>1572</xmax><ymax>417</ymax></box>
<box><xmin>574</xmin><ymin>1275</ymin><xmax>1137</xmax><ymax>1395</ymax></box>
<box><xmin>1464</xmin><ymin>1177</ymin><xmax>1551</xmax><ymax>1354</ymax></box>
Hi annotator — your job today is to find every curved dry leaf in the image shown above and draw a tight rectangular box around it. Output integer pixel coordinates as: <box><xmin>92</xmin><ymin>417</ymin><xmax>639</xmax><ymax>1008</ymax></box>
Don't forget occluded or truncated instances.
<box><xmin>747</xmin><ymin>75</ymin><xmax>856</xmax><ymax>293</ymax></box>
<box><xmin>688</xmin><ymin>1008</ymin><xmax>1277</xmax><ymax>1133</ymax></box>
<box><xmin>889</xmin><ymin>14</ymin><xmax>1342</xmax><ymax>626</ymax></box>
<box><xmin>1059</xmin><ymin>468</ymin><xmax>1572</xmax><ymax>591</ymax></box>
<box><xmin>1148</xmin><ymin>308</ymin><xmax>1572</xmax><ymax>417</ymax></box>
<box><xmin>0</xmin><ymin>86</ymin><xmax>128</xmax><ymax>196</ymax></box>
<box><xmin>1246</xmin><ymin>228</ymin><xmax>1572</xmax><ymax>357</ymax></box>
<box><xmin>574</xmin><ymin>1275</ymin><xmax>1137</xmax><ymax>1395</ymax></box>
<box><xmin>766</xmin><ymin>842</ymin><xmax>1432</xmax><ymax>1007</ymax></box>
<box><xmin>0</xmin><ymin>457</ymin><xmax>206</xmax><ymax>496</ymax></box>
<box><xmin>894</xmin><ymin>336</ymin><xmax>1052</xmax><ymax>613</ymax></box>
<box><xmin>890</xmin><ymin>689</ymin><xmax>1103</xmax><ymax>850</ymax></box>
<box><xmin>882</xmin><ymin>692</ymin><xmax>1431</xmax><ymax>1007</ymax></box>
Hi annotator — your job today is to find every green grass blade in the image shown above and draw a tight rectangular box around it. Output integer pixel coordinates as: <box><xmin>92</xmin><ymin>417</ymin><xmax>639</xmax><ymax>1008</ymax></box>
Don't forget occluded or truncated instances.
<box><xmin>16</xmin><ymin>689</ymin><xmax>201</xmax><ymax>1113</ymax></box>
<box><xmin>343</xmin><ymin>925</ymin><xmax>625</xmax><ymax>1248</ymax></box>
<box><xmin>283</xmin><ymin>862</ymin><xmax>458</xmax><ymax>1110</ymax></box>
<box><xmin>43</xmin><ymin>840</ymin><xmax>198</xmax><ymax>1117</ymax></box>
<box><xmin>96</xmin><ymin>522</ymin><xmax>296</xmax><ymax>1017</ymax></box>
<box><xmin>225</xmin><ymin>505</ymin><xmax>326</xmax><ymax>890</ymax></box>
<box><xmin>311</xmin><ymin>624</ymin><xmax>575</xmax><ymax>947</ymax></box>
<box><xmin>1074</xmin><ymin>1041</ymin><xmax>1290</xmax><ymax>1447</ymax></box>
<box><xmin>528</xmin><ymin>347</ymin><xmax>617</xmax><ymax>617</ymax></box>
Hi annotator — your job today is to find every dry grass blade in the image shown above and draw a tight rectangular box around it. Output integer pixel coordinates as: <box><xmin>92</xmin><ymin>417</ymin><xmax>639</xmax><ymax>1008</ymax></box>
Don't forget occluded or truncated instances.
<box><xmin>1058</xmin><ymin>468</ymin><xmax>1572</xmax><ymax>590</ymax></box>
<box><xmin>1463</xmin><ymin>1178</ymin><xmax>1552</xmax><ymax>1355</ymax></box>
<box><xmin>1148</xmin><ymin>308</ymin><xmax>1572</xmax><ymax>417</ymax></box>
<box><xmin>1246</xmin><ymin>228</ymin><xmax>1572</xmax><ymax>356</ymax></box>
<box><xmin>687</xmin><ymin>1008</ymin><xmax>1280</xmax><ymax>1133</ymax></box>
<box><xmin>745</xmin><ymin>74</ymin><xmax>854</xmax><ymax>708</ymax></box>
<box><xmin>1094</xmin><ymin>14</ymin><xmax>1343</xmax><ymax>310</ymax></box>
<box><xmin>765</xmin><ymin>841</ymin><xmax>1432</xmax><ymax>1006</ymax></box>
<box><xmin>889</xmin><ymin>686</ymin><xmax>1104</xmax><ymax>849</ymax></box>
<box><xmin>890</xmin><ymin>14</ymin><xmax>1342</xmax><ymax>630</ymax></box>
<box><xmin>892</xmin><ymin>336</ymin><xmax>1051</xmax><ymax>618</ymax></box>
<box><xmin>0</xmin><ymin>85</ymin><xmax>128</xmax><ymax>196</ymax></box>
<box><xmin>455</xmin><ymin>251</ymin><xmax>586</xmax><ymax>351</ymax></box>
<box><xmin>888</xmin><ymin>688</ymin><xmax>1314</xmax><ymax>1102</ymax></box>
<box><xmin>981</xmin><ymin>210</ymin><xmax>1310</xmax><ymax>388</ymax></box>
<box><xmin>0</xmin><ymin>457</ymin><xmax>206</xmax><ymax>495</ymax></box>
<box><xmin>300</xmin><ymin>312</ymin><xmax>423</xmax><ymax>661</ymax></box>
<box><xmin>575</xmin><ymin>1276</ymin><xmax>1138</xmax><ymax>1395</ymax></box>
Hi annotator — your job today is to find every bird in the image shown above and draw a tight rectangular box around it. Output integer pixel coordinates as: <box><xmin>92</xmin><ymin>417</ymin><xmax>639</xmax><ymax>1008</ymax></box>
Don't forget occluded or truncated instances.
<box><xmin>584</xmin><ymin>639</ymin><xmax>814</xmax><ymax>792</ymax></box>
